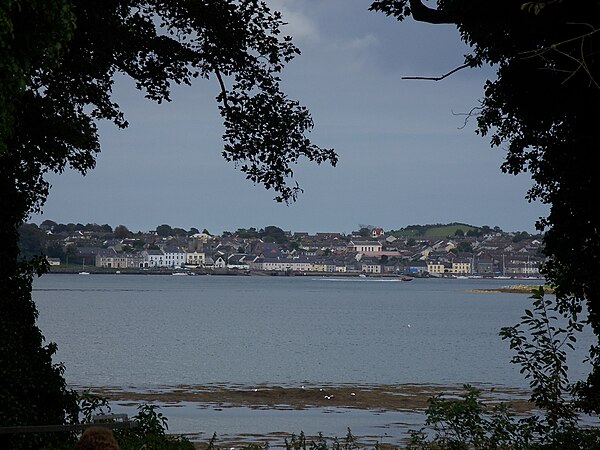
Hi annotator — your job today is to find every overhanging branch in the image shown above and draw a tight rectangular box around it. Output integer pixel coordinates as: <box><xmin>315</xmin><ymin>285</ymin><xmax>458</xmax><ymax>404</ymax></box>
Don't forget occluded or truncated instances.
<box><xmin>213</xmin><ymin>66</ymin><xmax>231</xmax><ymax>114</ymax></box>
<box><xmin>409</xmin><ymin>0</ymin><xmax>459</xmax><ymax>24</ymax></box>
<box><xmin>402</xmin><ymin>63</ymin><xmax>470</xmax><ymax>81</ymax></box>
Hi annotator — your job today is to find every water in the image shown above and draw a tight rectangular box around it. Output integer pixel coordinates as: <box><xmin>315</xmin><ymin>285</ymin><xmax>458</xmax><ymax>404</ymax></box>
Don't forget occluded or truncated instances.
<box><xmin>32</xmin><ymin>274</ymin><xmax>593</xmax><ymax>444</ymax></box>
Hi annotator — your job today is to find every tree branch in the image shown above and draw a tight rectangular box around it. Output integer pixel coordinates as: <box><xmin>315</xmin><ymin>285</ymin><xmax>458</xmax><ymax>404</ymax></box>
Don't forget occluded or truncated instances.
<box><xmin>409</xmin><ymin>0</ymin><xmax>459</xmax><ymax>24</ymax></box>
<box><xmin>213</xmin><ymin>66</ymin><xmax>231</xmax><ymax>113</ymax></box>
<box><xmin>402</xmin><ymin>63</ymin><xmax>471</xmax><ymax>81</ymax></box>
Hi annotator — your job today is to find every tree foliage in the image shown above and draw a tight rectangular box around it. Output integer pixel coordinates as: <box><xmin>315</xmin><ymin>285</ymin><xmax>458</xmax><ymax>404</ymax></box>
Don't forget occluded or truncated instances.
<box><xmin>370</xmin><ymin>0</ymin><xmax>600</xmax><ymax>414</ymax></box>
<box><xmin>1</xmin><ymin>1</ymin><xmax>335</xmax><ymax>447</ymax></box>
<box><xmin>113</xmin><ymin>224</ymin><xmax>132</xmax><ymax>239</ymax></box>
<box><xmin>411</xmin><ymin>289</ymin><xmax>600</xmax><ymax>449</ymax></box>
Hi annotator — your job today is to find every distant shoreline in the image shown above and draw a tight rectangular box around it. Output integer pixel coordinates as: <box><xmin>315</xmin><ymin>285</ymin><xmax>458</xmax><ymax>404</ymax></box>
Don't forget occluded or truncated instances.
<box><xmin>45</xmin><ymin>267</ymin><xmax>545</xmax><ymax>282</ymax></box>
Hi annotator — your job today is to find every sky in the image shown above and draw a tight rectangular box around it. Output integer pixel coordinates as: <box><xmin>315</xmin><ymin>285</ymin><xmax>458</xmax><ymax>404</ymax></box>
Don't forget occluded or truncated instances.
<box><xmin>33</xmin><ymin>0</ymin><xmax>548</xmax><ymax>235</ymax></box>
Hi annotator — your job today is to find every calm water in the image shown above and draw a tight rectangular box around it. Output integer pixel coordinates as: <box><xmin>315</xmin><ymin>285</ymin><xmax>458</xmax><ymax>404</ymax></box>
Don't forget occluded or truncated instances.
<box><xmin>32</xmin><ymin>274</ymin><xmax>593</xmax><ymax>443</ymax></box>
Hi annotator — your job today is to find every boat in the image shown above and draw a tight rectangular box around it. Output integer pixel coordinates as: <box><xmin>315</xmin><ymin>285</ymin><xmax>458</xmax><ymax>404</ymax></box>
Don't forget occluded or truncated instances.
<box><xmin>172</xmin><ymin>272</ymin><xmax>187</xmax><ymax>276</ymax></box>
<box><xmin>79</xmin><ymin>259</ymin><xmax>90</xmax><ymax>275</ymax></box>
<box><xmin>398</xmin><ymin>276</ymin><xmax>413</xmax><ymax>281</ymax></box>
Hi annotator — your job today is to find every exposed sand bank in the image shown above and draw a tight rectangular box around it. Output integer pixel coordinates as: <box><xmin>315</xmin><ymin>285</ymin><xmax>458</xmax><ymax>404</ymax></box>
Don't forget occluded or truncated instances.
<box><xmin>467</xmin><ymin>284</ymin><xmax>552</xmax><ymax>294</ymax></box>
<box><xmin>88</xmin><ymin>383</ymin><xmax>532</xmax><ymax>413</ymax></box>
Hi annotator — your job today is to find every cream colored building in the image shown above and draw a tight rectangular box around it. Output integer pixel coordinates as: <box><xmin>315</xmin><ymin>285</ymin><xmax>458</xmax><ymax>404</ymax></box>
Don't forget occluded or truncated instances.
<box><xmin>349</xmin><ymin>240</ymin><xmax>383</xmax><ymax>253</ymax></box>
<box><xmin>186</xmin><ymin>251</ymin><xmax>205</xmax><ymax>266</ymax></box>
<box><xmin>427</xmin><ymin>262</ymin><xmax>445</xmax><ymax>275</ymax></box>
<box><xmin>451</xmin><ymin>260</ymin><xmax>472</xmax><ymax>275</ymax></box>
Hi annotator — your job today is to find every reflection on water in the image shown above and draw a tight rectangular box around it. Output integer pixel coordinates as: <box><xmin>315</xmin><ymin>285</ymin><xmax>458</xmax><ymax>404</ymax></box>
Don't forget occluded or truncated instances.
<box><xmin>112</xmin><ymin>401</ymin><xmax>424</xmax><ymax>447</ymax></box>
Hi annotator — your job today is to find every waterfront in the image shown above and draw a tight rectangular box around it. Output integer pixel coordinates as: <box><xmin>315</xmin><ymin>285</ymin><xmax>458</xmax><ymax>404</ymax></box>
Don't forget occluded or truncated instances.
<box><xmin>33</xmin><ymin>275</ymin><xmax>592</xmax><ymax>446</ymax></box>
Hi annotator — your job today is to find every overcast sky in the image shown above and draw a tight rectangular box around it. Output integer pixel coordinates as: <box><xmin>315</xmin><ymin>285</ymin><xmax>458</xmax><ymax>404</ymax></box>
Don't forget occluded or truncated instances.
<box><xmin>33</xmin><ymin>0</ymin><xmax>548</xmax><ymax>234</ymax></box>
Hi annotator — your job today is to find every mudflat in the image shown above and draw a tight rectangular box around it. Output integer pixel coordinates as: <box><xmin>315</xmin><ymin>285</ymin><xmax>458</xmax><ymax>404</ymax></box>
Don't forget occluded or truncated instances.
<box><xmin>85</xmin><ymin>384</ymin><xmax>534</xmax><ymax>448</ymax></box>
<box><xmin>88</xmin><ymin>383</ymin><xmax>532</xmax><ymax>413</ymax></box>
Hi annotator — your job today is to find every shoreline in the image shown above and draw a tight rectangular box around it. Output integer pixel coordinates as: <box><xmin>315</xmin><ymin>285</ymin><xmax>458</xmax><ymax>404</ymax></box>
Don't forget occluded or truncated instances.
<box><xmin>45</xmin><ymin>267</ymin><xmax>545</xmax><ymax>282</ymax></box>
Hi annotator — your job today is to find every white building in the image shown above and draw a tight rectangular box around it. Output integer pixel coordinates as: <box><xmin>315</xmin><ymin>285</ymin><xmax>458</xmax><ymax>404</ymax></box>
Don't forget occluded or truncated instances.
<box><xmin>162</xmin><ymin>246</ymin><xmax>186</xmax><ymax>268</ymax></box>
<box><xmin>349</xmin><ymin>240</ymin><xmax>383</xmax><ymax>254</ymax></box>
<box><xmin>142</xmin><ymin>249</ymin><xmax>164</xmax><ymax>268</ymax></box>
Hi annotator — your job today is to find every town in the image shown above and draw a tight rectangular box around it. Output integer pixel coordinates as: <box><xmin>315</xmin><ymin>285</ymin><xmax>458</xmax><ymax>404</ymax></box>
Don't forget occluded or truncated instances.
<box><xmin>19</xmin><ymin>221</ymin><xmax>545</xmax><ymax>278</ymax></box>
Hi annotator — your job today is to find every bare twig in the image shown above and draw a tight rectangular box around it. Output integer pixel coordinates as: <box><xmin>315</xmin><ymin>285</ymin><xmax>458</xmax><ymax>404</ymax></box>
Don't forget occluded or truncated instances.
<box><xmin>402</xmin><ymin>63</ymin><xmax>471</xmax><ymax>81</ymax></box>
<box><xmin>453</xmin><ymin>105</ymin><xmax>483</xmax><ymax>130</ymax></box>
<box><xmin>519</xmin><ymin>23</ymin><xmax>600</xmax><ymax>89</ymax></box>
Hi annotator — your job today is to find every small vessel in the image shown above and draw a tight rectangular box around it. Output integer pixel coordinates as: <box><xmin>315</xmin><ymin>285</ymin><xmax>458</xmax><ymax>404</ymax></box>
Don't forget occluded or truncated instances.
<box><xmin>79</xmin><ymin>259</ymin><xmax>90</xmax><ymax>275</ymax></box>
<box><xmin>398</xmin><ymin>276</ymin><xmax>413</xmax><ymax>281</ymax></box>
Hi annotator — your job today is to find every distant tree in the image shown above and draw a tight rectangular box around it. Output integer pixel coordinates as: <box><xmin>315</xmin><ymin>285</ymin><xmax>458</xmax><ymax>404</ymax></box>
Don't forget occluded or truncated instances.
<box><xmin>114</xmin><ymin>224</ymin><xmax>132</xmax><ymax>239</ymax></box>
<box><xmin>131</xmin><ymin>240</ymin><xmax>146</xmax><ymax>250</ymax></box>
<box><xmin>236</xmin><ymin>227</ymin><xmax>259</xmax><ymax>238</ymax></box>
<box><xmin>511</xmin><ymin>231</ymin><xmax>530</xmax><ymax>243</ymax></box>
<box><xmin>156</xmin><ymin>224</ymin><xmax>173</xmax><ymax>237</ymax></box>
<box><xmin>261</xmin><ymin>225</ymin><xmax>287</xmax><ymax>244</ymax></box>
<box><xmin>17</xmin><ymin>223</ymin><xmax>45</xmax><ymax>260</ymax></box>
<box><xmin>83</xmin><ymin>223</ymin><xmax>101</xmax><ymax>232</ymax></box>
<box><xmin>480</xmin><ymin>226</ymin><xmax>494</xmax><ymax>236</ymax></box>
<box><xmin>286</xmin><ymin>240</ymin><xmax>301</xmax><ymax>252</ymax></box>
<box><xmin>63</xmin><ymin>223</ymin><xmax>77</xmax><ymax>233</ymax></box>
<box><xmin>466</xmin><ymin>229</ymin><xmax>482</xmax><ymax>238</ymax></box>
<box><xmin>188</xmin><ymin>227</ymin><xmax>200</xmax><ymax>236</ymax></box>
<box><xmin>62</xmin><ymin>244</ymin><xmax>78</xmax><ymax>266</ymax></box>
<box><xmin>39</xmin><ymin>219</ymin><xmax>57</xmax><ymax>231</ymax></box>
<box><xmin>321</xmin><ymin>248</ymin><xmax>332</xmax><ymax>257</ymax></box>
<box><xmin>456</xmin><ymin>241</ymin><xmax>473</xmax><ymax>253</ymax></box>
<box><xmin>45</xmin><ymin>242</ymin><xmax>65</xmax><ymax>261</ymax></box>
<box><xmin>454</xmin><ymin>229</ymin><xmax>465</xmax><ymax>237</ymax></box>
<box><xmin>52</xmin><ymin>223</ymin><xmax>68</xmax><ymax>234</ymax></box>
<box><xmin>357</xmin><ymin>227</ymin><xmax>371</xmax><ymax>238</ymax></box>
<box><xmin>172</xmin><ymin>227</ymin><xmax>188</xmax><ymax>237</ymax></box>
